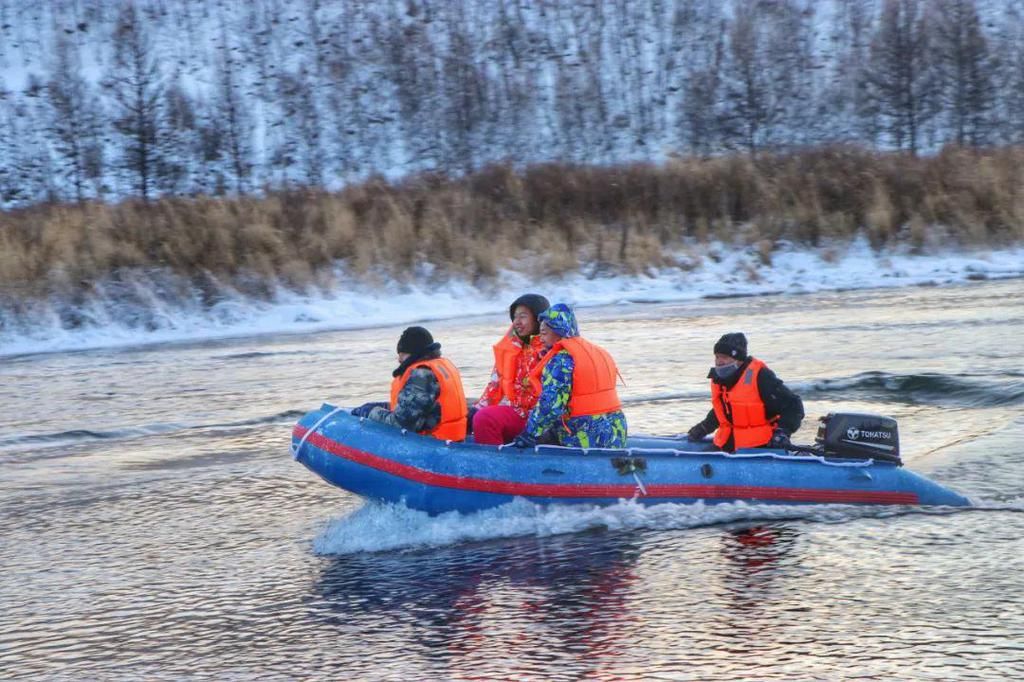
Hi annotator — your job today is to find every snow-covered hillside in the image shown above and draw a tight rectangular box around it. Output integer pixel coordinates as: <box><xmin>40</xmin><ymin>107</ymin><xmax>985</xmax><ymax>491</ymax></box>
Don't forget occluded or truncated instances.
<box><xmin>2</xmin><ymin>0</ymin><xmax>1022</xmax><ymax>207</ymax></box>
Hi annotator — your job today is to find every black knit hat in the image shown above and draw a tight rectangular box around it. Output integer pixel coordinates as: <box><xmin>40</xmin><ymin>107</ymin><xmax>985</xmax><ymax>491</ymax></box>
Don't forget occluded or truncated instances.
<box><xmin>509</xmin><ymin>293</ymin><xmax>551</xmax><ymax>321</ymax></box>
<box><xmin>714</xmin><ymin>332</ymin><xmax>748</xmax><ymax>360</ymax></box>
<box><xmin>397</xmin><ymin>326</ymin><xmax>435</xmax><ymax>356</ymax></box>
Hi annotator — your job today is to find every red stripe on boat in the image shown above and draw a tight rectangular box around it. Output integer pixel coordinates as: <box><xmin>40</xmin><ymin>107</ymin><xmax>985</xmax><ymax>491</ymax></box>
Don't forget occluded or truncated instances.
<box><xmin>293</xmin><ymin>425</ymin><xmax>919</xmax><ymax>505</ymax></box>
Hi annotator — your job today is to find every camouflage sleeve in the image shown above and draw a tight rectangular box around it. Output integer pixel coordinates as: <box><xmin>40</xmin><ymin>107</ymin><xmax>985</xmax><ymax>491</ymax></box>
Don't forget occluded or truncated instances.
<box><xmin>524</xmin><ymin>351</ymin><xmax>574</xmax><ymax>438</ymax></box>
<box><xmin>367</xmin><ymin>368</ymin><xmax>441</xmax><ymax>431</ymax></box>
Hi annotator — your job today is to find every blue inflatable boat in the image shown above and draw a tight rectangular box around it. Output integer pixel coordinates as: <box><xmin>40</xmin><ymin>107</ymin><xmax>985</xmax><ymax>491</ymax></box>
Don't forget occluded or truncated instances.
<box><xmin>291</xmin><ymin>404</ymin><xmax>971</xmax><ymax>515</ymax></box>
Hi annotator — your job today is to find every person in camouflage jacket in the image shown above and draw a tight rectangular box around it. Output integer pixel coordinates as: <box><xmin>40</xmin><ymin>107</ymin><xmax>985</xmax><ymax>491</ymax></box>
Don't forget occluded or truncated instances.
<box><xmin>513</xmin><ymin>304</ymin><xmax>628</xmax><ymax>449</ymax></box>
<box><xmin>351</xmin><ymin>327</ymin><xmax>454</xmax><ymax>434</ymax></box>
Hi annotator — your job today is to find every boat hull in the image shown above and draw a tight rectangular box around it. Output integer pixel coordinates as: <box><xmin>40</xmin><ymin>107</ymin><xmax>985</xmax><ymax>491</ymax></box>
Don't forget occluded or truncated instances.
<box><xmin>292</xmin><ymin>404</ymin><xmax>971</xmax><ymax>515</ymax></box>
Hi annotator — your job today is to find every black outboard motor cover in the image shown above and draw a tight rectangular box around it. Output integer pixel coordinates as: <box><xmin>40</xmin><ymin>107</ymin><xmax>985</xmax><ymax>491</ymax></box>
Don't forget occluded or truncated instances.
<box><xmin>815</xmin><ymin>412</ymin><xmax>901</xmax><ymax>463</ymax></box>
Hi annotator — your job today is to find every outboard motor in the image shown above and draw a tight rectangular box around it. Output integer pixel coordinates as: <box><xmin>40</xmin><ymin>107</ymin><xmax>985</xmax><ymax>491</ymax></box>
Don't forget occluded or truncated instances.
<box><xmin>815</xmin><ymin>412</ymin><xmax>902</xmax><ymax>464</ymax></box>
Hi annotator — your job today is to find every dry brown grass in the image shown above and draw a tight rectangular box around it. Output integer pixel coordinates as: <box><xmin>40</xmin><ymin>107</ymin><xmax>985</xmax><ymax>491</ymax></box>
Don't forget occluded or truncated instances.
<box><xmin>2</xmin><ymin>145</ymin><xmax>1022</xmax><ymax>302</ymax></box>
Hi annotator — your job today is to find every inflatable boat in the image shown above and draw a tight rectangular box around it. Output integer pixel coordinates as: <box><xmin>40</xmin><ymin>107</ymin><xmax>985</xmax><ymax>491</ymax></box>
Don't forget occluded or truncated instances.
<box><xmin>291</xmin><ymin>404</ymin><xmax>971</xmax><ymax>515</ymax></box>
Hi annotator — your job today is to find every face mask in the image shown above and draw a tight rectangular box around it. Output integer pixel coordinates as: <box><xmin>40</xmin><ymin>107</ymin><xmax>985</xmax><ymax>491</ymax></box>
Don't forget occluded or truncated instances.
<box><xmin>713</xmin><ymin>363</ymin><xmax>740</xmax><ymax>380</ymax></box>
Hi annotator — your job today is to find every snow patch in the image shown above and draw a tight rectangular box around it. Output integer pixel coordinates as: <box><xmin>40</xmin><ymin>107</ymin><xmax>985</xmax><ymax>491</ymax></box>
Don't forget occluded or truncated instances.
<box><xmin>2</xmin><ymin>240</ymin><xmax>1023</xmax><ymax>357</ymax></box>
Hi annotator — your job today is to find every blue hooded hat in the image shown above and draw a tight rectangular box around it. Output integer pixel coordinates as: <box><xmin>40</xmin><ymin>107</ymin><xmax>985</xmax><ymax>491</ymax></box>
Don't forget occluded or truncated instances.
<box><xmin>538</xmin><ymin>303</ymin><xmax>579</xmax><ymax>339</ymax></box>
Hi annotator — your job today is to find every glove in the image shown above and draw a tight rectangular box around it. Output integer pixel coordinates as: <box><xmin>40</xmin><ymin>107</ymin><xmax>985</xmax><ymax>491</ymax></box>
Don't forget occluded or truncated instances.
<box><xmin>351</xmin><ymin>402</ymin><xmax>386</xmax><ymax>418</ymax></box>
<box><xmin>511</xmin><ymin>433</ymin><xmax>537</xmax><ymax>449</ymax></box>
<box><xmin>769</xmin><ymin>428</ymin><xmax>791</xmax><ymax>449</ymax></box>
<box><xmin>687</xmin><ymin>424</ymin><xmax>709</xmax><ymax>442</ymax></box>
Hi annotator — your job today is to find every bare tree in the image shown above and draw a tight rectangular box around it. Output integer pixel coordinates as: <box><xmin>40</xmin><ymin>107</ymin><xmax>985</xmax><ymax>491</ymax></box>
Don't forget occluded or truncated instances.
<box><xmin>932</xmin><ymin>0</ymin><xmax>994</xmax><ymax>146</ymax></box>
<box><xmin>824</xmin><ymin>0</ymin><xmax>878</xmax><ymax>142</ymax></box>
<box><xmin>671</xmin><ymin>1</ymin><xmax>727</xmax><ymax>154</ymax></box>
<box><xmin>488</xmin><ymin>0</ymin><xmax>541</xmax><ymax>158</ymax></box>
<box><xmin>377</xmin><ymin>5</ymin><xmax>443</xmax><ymax>168</ymax></box>
<box><xmin>718</xmin><ymin>1</ymin><xmax>818</xmax><ymax>154</ymax></box>
<box><xmin>549</xmin><ymin>1</ymin><xmax>611</xmax><ymax>163</ymax></box>
<box><xmin>275</xmin><ymin>64</ymin><xmax>324</xmax><ymax>187</ymax></box>
<box><xmin>0</xmin><ymin>92</ymin><xmax>35</xmax><ymax>206</ymax></box>
<box><xmin>213</xmin><ymin>16</ymin><xmax>252</xmax><ymax>194</ymax></box>
<box><xmin>160</xmin><ymin>77</ymin><xmax>201</xmax><ymax>195</ymax></box>
<box><xmin>996</xmin><ymin>6</ymin><xmax>1024</xmax><ymax>143</ymax></box>
<box><xmin>608</xmin><ymin>0</ymin><xmax>655</xmax><ymax>152</ymax></box>
<box><xmin>104</xmin><ymin>4</ymin><xmax>164</xmax><ymax>200</ymax></box>
<box><xmin>46</xmin><ymin>35</ymin><xmax>103</xmax><ymax>202</ymax></box>
<box><xmin>863</xmin><ymin>0</ymin><xmax>938</xmax><ymax>155</ymax></box>
<box><xmin>0</xmin><ymin>83</ymin><xmax>58</xmax><ymax>206</ymax></box>
<box><xmin>438</xmin><ymin>5</ymin><xmax>491</xmax><ymax>172</ymax></box>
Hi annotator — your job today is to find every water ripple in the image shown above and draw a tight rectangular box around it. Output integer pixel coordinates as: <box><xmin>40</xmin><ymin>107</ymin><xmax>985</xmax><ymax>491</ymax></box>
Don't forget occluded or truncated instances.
<box><xmin>3</xmin><ymin>281</ymin><xmax>1024</xmax><ymax>680</ymax></box>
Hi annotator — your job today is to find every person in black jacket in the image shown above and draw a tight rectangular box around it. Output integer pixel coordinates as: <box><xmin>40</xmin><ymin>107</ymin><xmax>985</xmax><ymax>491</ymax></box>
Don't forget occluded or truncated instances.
<box><xmin>686</xmin><ymin>332</ymin><xmax>804</xmax><ymax>452</ymax></box>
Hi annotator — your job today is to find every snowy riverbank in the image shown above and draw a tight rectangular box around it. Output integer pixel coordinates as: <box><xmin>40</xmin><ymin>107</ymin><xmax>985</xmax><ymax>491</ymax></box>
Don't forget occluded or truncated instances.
<box><xmin>2</xmin><ymin>239</ymin><xmax>1022</xmax><ymax>357</ymax></box>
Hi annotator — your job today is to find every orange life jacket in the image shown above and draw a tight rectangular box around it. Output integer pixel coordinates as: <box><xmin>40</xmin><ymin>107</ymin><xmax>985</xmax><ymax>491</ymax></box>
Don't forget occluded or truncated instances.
<box><xmin>711</xmin><ymin>357</ymin><xmax>776</xmax><ymax>449</ymax></box>
<box><xmin>530</xmin><ymin>337</ymin><xmax>622</xmax><ymax>417</ymax></box>
<box><xmin>390</xmin><ymin>356</ymin><xmax>468</xmax><ymax>441</ymax></box>
<box><xmin>492</xmin><ymin>329</ymin><xmax>544</xmax><ymax>411</ymax></box>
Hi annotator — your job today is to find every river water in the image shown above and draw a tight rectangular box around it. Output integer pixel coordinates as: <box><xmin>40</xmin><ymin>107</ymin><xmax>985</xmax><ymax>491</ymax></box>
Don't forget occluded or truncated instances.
<box><xmin>2</xmin><ymin>279</ymin><xmax>1023</xmax><ymax>680</ymax></box>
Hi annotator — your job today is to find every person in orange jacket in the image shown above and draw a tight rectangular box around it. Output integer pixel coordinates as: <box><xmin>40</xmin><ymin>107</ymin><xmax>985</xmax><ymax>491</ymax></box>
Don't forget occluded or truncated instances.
<box><xmin>686</xmin><ymin>332</ymin><xmax>804</xmax><ymax>452</ymax></box>
<box><xmin>351</xmin><ymin>326</ymin><xmax>468</xmax><ymax>441</ymax></box>
<box><xmin>472</xmin><ymin>294</ymin><xmax>550</xmax><ymax>445</ymax></box>
<box><xmin>512</xmin><ymin>304</ymin><xmax>627</xmax><ymax>449</ymax></box>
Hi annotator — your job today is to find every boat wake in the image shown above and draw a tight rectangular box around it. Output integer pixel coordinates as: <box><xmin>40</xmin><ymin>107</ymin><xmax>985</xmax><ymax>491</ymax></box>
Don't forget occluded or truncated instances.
<box><xmin>798</xmin><ymin>370</ymin><xmax>1024</xmax><ymax>408</ymax></box>
<box><xmin>310</xmin><ymin>497</ymin><xmax>979</xmax><ymax>555</ymax></box>
<box><xmin>0</xmin><ymin>409</ymin><xmax>305</xmax><ymax>461</ymax></box>
<box><xmin>619</xmin><ymin>371</ymin><xmax>1024</xmax><ymax>410</ymax></box>
<box><xmin>962</xmin><ymin>497</ymin><xmax>1024</xmax><ymax>513</ymax></box>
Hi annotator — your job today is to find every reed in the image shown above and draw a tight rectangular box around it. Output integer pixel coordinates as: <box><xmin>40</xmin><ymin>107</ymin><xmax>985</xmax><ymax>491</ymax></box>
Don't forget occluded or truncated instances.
<box><xmin>2</xmin><ymin>145</ymin><xmax>1022</xmax><ymax>302</ymax></box>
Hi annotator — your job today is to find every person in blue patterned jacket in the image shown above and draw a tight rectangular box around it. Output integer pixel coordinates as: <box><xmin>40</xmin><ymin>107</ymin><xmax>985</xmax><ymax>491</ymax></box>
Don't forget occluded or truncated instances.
<box><xmin>512</xmin><ymin>304</ymin><xmax>628</xmax><ymax>449</ymax></box>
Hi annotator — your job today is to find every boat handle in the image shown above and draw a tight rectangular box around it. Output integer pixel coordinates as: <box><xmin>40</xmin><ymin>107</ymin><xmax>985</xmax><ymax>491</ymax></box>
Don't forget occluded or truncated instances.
<box><xmin>292</xmin><ymin>406</ymin><xmax>347</xmax><ymax>460</ymax></box>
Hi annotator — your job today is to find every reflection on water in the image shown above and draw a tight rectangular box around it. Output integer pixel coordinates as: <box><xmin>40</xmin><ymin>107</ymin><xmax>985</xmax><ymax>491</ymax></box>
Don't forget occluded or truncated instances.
<box><xmin>717</xmin><ymin>524</ymin><xmax>803</xmax><ymax>646</ymax></box>
<box><xmin>1</xmin><ymin>280</ymin><xmax>1023</xmax><ymax>679</ymax></box>
<box><xmin>309</xmin><ymin>533</ymin><xmax>643</xmax><ymax>679</ymax></box>
<box><xmin>721</xmin><ymin>525</ymin><xmax>799</xmax><ymax>576</ymax></box>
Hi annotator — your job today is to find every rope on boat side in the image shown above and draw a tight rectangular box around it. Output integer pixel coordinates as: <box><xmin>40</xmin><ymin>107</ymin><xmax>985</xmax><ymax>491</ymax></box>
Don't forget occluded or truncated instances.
<box><xmin>541</xmin><ymin>441</ymin><xmax>878</xmax><ymax>468</ymax></box>
<box><xmin>623</xmin><ymin>447</ymin><xmax>647</xmax><ymax>497</ymax></box>
<box><xmin>632</xmin><ymin>471</ymin><xmax>648</xmax><ymax>497</ymax></box>
<box><xmin>292</xmin><ymin>406</ymin><xmax>347</xmax><ymax>460</ymax></box>
<box><xmin>719</xmin><ymin>450</ymin><xmax>876</xmax><ymax>467</ymax></box>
